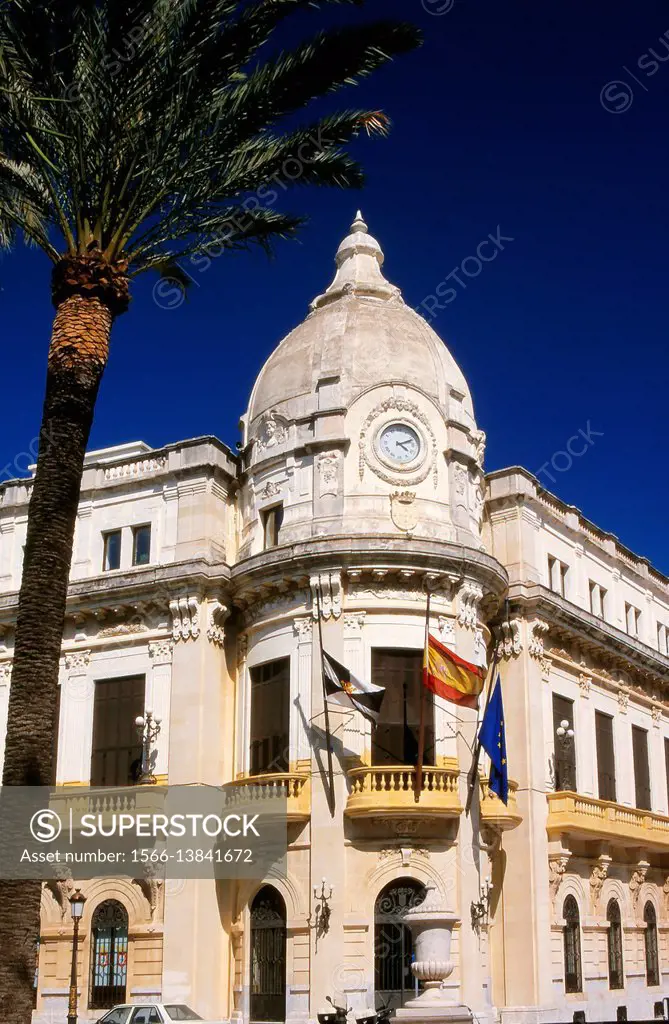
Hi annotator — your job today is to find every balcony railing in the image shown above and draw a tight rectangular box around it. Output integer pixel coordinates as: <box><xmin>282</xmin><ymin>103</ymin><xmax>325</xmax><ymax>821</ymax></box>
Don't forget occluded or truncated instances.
<box><xmin>225</xmin><ymin>772</ymin><xmax>311</xmax><ymax>823</ymax></box>
<box><xmin>547</xmin><ymin>791</ymin><xmax>669</xmax><ymax>849</ymax></box>
<box><xmin>345</xmin><ymin>764</ymin><xmax>462</xmax><ymax>819</ymax></box>
<box><xmin>479</xmin><ymin>778</ymin><xmax>522</xmax><ymax>832</ymax></box>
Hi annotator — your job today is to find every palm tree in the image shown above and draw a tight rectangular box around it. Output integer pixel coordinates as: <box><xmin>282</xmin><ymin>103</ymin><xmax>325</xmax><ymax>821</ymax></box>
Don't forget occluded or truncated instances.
<box><xmin>0</xmin><ymin>1</ymin><xmax>420</xmax><ymax>1017</ymax></box>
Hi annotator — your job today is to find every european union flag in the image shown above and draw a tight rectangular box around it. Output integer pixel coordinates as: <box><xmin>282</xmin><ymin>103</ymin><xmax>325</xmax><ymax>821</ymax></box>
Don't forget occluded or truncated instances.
<box><xmin>478</xmin><ymin>674</ymin><xmax>508</xmax><ymax>805</ymax></box>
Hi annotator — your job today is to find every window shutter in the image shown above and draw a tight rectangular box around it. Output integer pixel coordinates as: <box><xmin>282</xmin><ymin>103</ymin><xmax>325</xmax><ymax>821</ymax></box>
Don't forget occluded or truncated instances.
<box><xmin>595</xmin><ymin>712</ymin><xmax>616</xmax><ymax>802</ymax></box>
<box><xmin>90</xmin><ymin>676</ymin><xmax>145</xmax><ymax>787</ymax></box>
<box><xmin>632</xmin><ymin>726</ymin><xmax>651</xmax><ymax>811</ymax></box>
<box><xmin>552</xmin><ymin>694</ymin><xmax>576</xmax><ymax>791</ymax></box>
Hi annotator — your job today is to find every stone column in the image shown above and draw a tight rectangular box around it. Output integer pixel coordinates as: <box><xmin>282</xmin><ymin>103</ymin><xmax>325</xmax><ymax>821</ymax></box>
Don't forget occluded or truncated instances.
<box><xmin>343</xmin><ymin>612</ymin><xmax>366</xmax><ymax>760</ymax></box>
<box><xmin>147</xmin><ymin>640</ymin><xmax>174</xmax><ymax>781</ymax></box>
<box><xmin>293</xmin><ymin>617</ymin><xmax>313</xmax><ymax>766</ymax></box>
<box><xmin>59</xmin><ymin>651</ymin><xmax>94</xmax><ymax>784</ymax></box>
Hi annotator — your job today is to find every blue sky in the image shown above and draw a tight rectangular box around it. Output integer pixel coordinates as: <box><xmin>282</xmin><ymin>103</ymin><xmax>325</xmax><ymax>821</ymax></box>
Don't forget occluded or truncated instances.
<box><xmin>1</xmin><ymin>0</ymin><xmax>668</xmax><ymax>570</ymax></box>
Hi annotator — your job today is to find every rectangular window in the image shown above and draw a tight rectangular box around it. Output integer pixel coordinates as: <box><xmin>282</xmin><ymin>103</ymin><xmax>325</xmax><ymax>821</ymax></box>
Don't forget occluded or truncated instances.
<box><xmin>132</xmin><ymin>525</ymin><xmax>151</xmax><ymax>566</ymax></box>
<box><xmin>103</xmin><ymin>530</ymin><xmax>122</xmax><ymax>571</ymax></box>
<box><xmin>595</xmin><ymin>711</ymin><xmax>616</xmax><ymax>802</ymax></box>
<box><xmin>625</xmin><ymin>603</ymin><xmax>641</xmax><ymax>638</ymax></box>
<box><xmin>657</xmin><ymin>623</ymin><xmax>668</xmax><ymax>656</ymax></box>
<box><xmin>371</xmin><ymin>649</ymin><xmax>434</xmax><ymax>767</ymax></box>
<box><xmin>548</xmin><ymin>555</ymin><xmax>568</xmax><ymax>598</ymax></box>
<box><xmin>552</xmin><ymin>693</ymin><xmax>576</xmax><ymax>791</ymax></box>
<box><xmin>664</xmin><ymin>738</ymin><xmax>669</xmax><ymax>810</ymax></box>
<box><xmin>261</xmin><ymin>505</ymin><xmax>283</xmax><ymax>550</ymax></box>
<box><xmin>249</xmin><ymin>659</ymin><xmax>290</xmax><ymax>775</ymax></box>
<box><xmin>589</xmin><ymin>581</ymin><xmax>607</xmax><ymax>620</ymax></box>
<box><xmin>90</xmin><ymin>676</ymin><xmax>145</xmax><ymax>787</ymax></box>
<box><xmin>632</xmin><ymin>725</ymin><xmax>651</xmax><ymax>810</ymax></box>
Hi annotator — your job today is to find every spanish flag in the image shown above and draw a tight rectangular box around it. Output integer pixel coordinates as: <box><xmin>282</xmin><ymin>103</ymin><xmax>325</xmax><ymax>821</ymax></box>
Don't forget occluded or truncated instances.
<box><xmin>423</xmin><ymin>633</ymin><xmax>485</xmax><ymax>708</ymax></box>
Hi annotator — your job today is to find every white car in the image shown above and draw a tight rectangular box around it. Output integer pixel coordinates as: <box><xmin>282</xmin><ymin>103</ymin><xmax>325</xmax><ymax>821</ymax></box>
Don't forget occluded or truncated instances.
<box><xmin>95</xmin><ymin>1005</ymin><xmax>228</xmax><ymax>1024</ymax></box>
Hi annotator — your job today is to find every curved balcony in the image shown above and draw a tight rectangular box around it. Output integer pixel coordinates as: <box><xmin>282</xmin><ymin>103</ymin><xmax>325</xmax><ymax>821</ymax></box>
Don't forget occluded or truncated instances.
<box><xmin>345</xmin><ymin>764</ymin><xmax>462</xmax><ymax>820</ymax></box>
<box><xmin>547</xmin><ymin>791</ymin><xmax>669</xmax><ymax>850</ymax></box>
<box><xmin>225</xmin><ymin>772</ymin><xmax>311</xmax><ymax>823</ymax></box>
<box><xmin>479</xmin><ymin>778</ymin><xmax>522</xmax><ymax>832</ymax></box>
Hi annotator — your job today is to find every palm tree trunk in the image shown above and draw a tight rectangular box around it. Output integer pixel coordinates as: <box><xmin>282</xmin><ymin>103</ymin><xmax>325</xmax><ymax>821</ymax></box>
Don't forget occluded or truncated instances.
<box><xmin>0</xmin><ymin>284</ymin><xmax>116</xmax><ymax>1023</ymax></box>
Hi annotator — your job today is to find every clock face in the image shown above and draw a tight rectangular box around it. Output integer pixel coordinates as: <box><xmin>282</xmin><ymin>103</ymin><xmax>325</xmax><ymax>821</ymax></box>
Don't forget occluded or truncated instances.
<box><xmin>379</xmin><ymin>423</ymin><xmax>422</xmax><ymax>465</ymax></box>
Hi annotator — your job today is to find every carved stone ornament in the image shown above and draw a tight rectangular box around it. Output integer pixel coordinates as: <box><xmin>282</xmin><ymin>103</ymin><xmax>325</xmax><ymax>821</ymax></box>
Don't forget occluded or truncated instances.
<box><xmin>589</xmin><ymin>856</ymin><xmax>611</xmax><ymax>914</ymax></box>
<box><xmin>259</xmin><ymin>480</ymin><xmax>282</xmax><ymax>501</ymax></box>
<box><xmin>541</xmin><ymin>657</ymin><xmax>552</xmax><ymax>682</ymax></box>
<box><xmin>497</xmin><ymin>619</ymin><xmax>522</xmax><ymax>659</ymax></box>
<box><xmin>45</xmin><ymin>866</ymin><xmax>74</xmax><ymax>922</ymax></box>
<box><xmin>549</xmin><ymin>854</ymin><xmax>570</xmax><ymax>908</ymax></box>
<box><xmin>237</xmin><ymin>633</ymin><xmax>249</xmax><ymax>665</ymax></box>
<box><xmin>64</xmin><ymin>650</ymin><xmax>91</xmax><ymax>674</ymax></box>
<box><xmin>343</xmin><ymin>612</ymin><xmax>366</xmax><ymax>634</ymax></box>
<box><xmin>630</xmin><ymin>861</ymin><xmax>650</xmax><ymax>909</ymax></box>
<box><xmin>438</xmin><ymin>617</ymin><xmax>456</xmax><ymax>644</ymax></box>
<box><xmin>473</xmin><ymin>430</ymin><xmax>487</xmax><ymax>469</ymax></box>
<box><xmin>207</xmin><ymin>600</ymin><xmax>230</xmax><ymax>648</ymax></box>
<box><xmin>390</xmin><ymin>490</ymin><xmax>418</xmax><ymax>533</ymax></box>
<box><xmin>529</xmin><ymin>620</ymin><xmax>549</xmax><ymax>659</ymax></box>
<box><xmin>0</xmin><ymin>661</ymin><xmax>11</xmax><ymax>685</ymax></box>
<box><xmin>255</xmin><ymin>411</ymin><xmax>288</xmax><ymax>451</ymax></box>
<box><xmin>618</xmin><ymin>687</ymin><xmax>630</xmax><ymax>713</ymax></box>
<box><xmin>579</xmin><ymin>673</ymin><xmax>591</xmax><ymax>699</ymax></box>
<box><xmin>293</xmin><ymin>616</ymin><xmax>313</xmax><ymax>639</ymax></box>
<box><xmin>310</xmin><ymin>572</ymin><xmax>342</xmax><ymax>620</ymax></box>
<box><xmin>133</xmin><ymin>863</ymin><xmax>165</xmax><ymax>921</ymax></box>
<box><xmin>170</xmin><ymin>595</ymin><xmax>200</xmax><ymax>642</ymax></box>
<box><xmin>148</xmin><ymin>640</ymin><xmax>174</xmax><ymax>666</ymax></box>
<box><xmin>358</xmin><ymin>396</ymin><xmax>438</xmax><ymax>488</ymax></box>
<box><xmin>98</xmin><ymin>621</ymin><xmax>148</xmax><ymax>638</ymax></box>
<box><xmin>317</xmin><ymin>450</ymin><xmax>340</xmax><ymax>498</ymax></box>
<box><xmin>457</xmin><ymin>581</ymin><xmax>483</xmax><ymax>630</ymax></box>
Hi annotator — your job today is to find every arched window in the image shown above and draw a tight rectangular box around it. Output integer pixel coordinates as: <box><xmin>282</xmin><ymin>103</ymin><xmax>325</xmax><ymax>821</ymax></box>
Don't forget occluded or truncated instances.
<box><xmin>644</xmin><ymin>901</ymin><xmax>660</xmax><ymax>987</ymax></box>
<box><xmin>250</xmin><ymin>885</ymin><xmax>286</xmax><ymax>1024</ymax></box>
<box><xmin>563</xmin><ymin>896</ymin><xmax>582</xmax><ymax>993</ymax></box>
<box><xmin>89</xmin><ymin>900</ymin><xmax>128</xmax><ymax>1009</ymax></box>
<box><xmin>607</xmin><ymin>899</ymin><xmax>624</xmax><ymax>990</ymax></box>
<box><xmin>374</xmin><ymin>879</ymin><xmax>427</xmax><ymax>1010</ymax></box>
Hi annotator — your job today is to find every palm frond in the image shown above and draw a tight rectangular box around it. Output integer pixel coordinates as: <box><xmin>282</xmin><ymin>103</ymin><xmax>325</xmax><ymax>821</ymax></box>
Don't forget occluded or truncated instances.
<box><xmin>0</xmin><ymin>0</ymin><xmax>421</xmax><ymax>271</ymax></box>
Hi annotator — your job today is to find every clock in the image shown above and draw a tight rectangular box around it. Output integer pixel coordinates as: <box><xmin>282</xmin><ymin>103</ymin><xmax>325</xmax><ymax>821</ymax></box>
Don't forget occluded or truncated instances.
<box><xmin>378</xmin><ymin>423</ymin><xmax>422</xmax><ymax>465</ymax></box>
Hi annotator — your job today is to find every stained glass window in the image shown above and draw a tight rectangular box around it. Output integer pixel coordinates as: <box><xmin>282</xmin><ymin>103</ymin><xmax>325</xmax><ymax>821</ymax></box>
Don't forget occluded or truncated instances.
<box><xmin>90</xmin><ymin>901</ymin><xmax>129</xmax><ymax>1009</ymax></box>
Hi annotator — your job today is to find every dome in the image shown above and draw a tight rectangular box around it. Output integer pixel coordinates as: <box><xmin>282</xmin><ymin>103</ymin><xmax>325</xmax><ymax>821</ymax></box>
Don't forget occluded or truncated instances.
<box><xmin>246</xmin><ymin>213</ymin><xmax>475</xmax><ymax>434</ymax></box>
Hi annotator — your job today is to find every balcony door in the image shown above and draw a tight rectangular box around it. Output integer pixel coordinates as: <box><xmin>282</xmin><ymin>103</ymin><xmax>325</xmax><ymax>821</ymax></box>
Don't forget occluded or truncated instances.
<box><xmin>90</xmin><ymin>676</ymin><xmax>145</xmax><ymax>787</ymax></box>
<box><xmin>371</xmin><ymin>650</ymin><xmax>434</xmax><ymax>766</ymax></box>
<box><xmin>250</xmin><ymin>885</ymin><xmax>286</xmax><ymax>1024</ymax></box>
<box><xmin>374</xmin><ymin>879</ymin><xmax>427</xmax><ymax>1010</ymax></box>
<box><xmin>249</xmin><ymin>659</ymin><xmax>290</xmax><ymax>775</ymax></box>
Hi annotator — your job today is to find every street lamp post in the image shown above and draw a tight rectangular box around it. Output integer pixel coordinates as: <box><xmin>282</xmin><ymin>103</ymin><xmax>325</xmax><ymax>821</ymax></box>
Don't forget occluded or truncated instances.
<box><xmin>67</xmin><ymin>889</ymin><xmax>87</xmax><ymax>1024</ymax></box>
<box><xmin>555</xmin><ymin>718</ymin><xmax>575</xmax><ymax>791</ymax></box>
<box><xmin>135</xmin><ymin>708</ymin><xmax>162</xmax><ymax>784</ymax></box>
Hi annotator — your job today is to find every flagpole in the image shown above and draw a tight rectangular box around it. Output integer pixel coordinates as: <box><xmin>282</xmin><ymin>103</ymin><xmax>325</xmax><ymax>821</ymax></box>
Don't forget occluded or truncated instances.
<box><xmin>464</xmin><ymin>631</ymin><xmax>500</xmax><ymax>816</ymax></box>
<box><xmin>316</xmin><ymin>583</ymin><xmax>336</xmax><ymax>816</ymax></box>
<box><xmin>415</xmin><ymin>588</ymin><xmax>431</xmax><ymax>801</ymax></box>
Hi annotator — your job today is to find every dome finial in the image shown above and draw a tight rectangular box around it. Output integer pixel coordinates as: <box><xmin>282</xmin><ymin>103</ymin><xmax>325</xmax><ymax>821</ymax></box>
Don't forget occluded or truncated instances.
<box><xmin>351</xmin><ymin>210</ymin><xmax>368</xmax><ymax>234</ymax></box>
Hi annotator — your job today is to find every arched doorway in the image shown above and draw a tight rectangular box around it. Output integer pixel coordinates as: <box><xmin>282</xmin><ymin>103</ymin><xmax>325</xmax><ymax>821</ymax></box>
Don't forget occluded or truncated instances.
<box><xmin>374</xmin><ymin>879</ymin><xmax>427</xmax><ymax>1011</ymax></box>
<box><xmin>89</xmin><ymin>900</ymin><xmax>128</xmax><ymax>1009</ymax></box>
<box><xmin>250</xmin><ymin>885</ymin><xmax>287</xmax><ymax>1024</ymax></box>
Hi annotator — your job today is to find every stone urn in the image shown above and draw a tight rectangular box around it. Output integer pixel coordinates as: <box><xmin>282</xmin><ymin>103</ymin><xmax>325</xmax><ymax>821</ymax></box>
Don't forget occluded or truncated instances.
<box><xmin>403</xmin><ymin>888</ymin><xmax>459</xmax><ymax>1006</ymax></box>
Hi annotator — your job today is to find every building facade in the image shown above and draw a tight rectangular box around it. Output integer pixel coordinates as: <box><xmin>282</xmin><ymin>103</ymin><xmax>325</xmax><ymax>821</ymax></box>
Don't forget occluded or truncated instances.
<box><xmin>1</xmin><ymin>215</ymin><xmax>668</xmax><ymax>1024</ymax></box>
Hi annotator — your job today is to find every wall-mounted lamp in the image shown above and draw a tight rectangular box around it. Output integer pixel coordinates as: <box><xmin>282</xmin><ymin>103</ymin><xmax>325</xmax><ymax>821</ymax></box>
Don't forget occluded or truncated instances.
<box><xmin>470</xmin><ymin>877</ymin><xmax>493</xmax><ymax>931</ymax></box>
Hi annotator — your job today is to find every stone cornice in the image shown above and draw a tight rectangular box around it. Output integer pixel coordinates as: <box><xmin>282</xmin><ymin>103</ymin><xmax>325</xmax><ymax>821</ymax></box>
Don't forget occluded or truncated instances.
<box><xmin>232</xmin><ymin>534</ymin><xmax>508</xmax><ymax>602</ymax></box>
<box><xmin>504</xmin><ymin>582</ymin><xmax>669</xmax><ymax>693</ymax></box>
<box><xmin>0</xmin><ymin>558</ymin><xmax>231</xmax><ymax>624</ymax></box>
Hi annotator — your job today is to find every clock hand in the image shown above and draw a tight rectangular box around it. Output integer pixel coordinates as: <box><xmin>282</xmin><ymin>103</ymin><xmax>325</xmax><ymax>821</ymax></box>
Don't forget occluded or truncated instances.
<box><xmin>396</xmin><ymin>439</ymin><xmax>413</xmax><ymax>450</ymax></box>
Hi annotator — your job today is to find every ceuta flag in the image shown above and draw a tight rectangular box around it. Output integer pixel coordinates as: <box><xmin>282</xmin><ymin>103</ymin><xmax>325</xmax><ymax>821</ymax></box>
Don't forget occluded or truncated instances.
<box><xmin>322</xmin><ymin>651</ymin><xmax>385</xmax><ymax>724</ymax></box>
<box><xmin>423</xmin><ymin>632</ymin><xmax>485</xmax><ymax>709</ymax></box>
